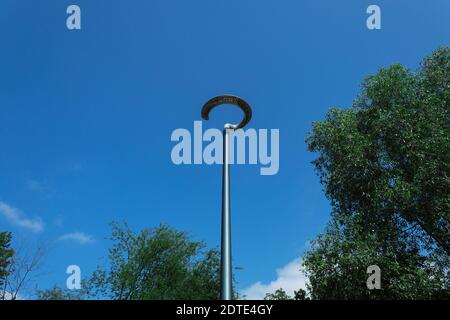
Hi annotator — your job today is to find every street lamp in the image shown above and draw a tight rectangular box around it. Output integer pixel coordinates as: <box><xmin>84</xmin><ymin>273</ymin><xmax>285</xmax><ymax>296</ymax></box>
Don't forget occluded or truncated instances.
<box><xmin>201</xmin><ymin>95</ymin><xmax>252</xmax><ymax>300</ymax></box>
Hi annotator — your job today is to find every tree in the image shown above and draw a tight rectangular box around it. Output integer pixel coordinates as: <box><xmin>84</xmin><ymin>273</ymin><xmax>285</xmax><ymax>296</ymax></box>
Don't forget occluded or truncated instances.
<box><xmin>35</xmin><ymin>285</ymin><xmax>84</xmax><ymax>300</ymax></box>
<box><xmin>304</xmin><ymin>47</ymin><xmax>450</xmax><ymax>299</ymax></box>
<box><xmin>304</xmin><ymin>217</ymin><xmax>449</xmax><ymax>299</ymax></box>
<box><xmin>2</xmin><ymin>239</ymin><xmax>46</xmax><ymax>300</ymax></box>
<box><xmin>83</xmin><ymin>222</ymin><xmax>221</xmax><ymax>300</ymax></box>
<box><xmin>264</xmin><ymin>288</ymin><xmax>292</xmax><ymax>300</ymax></box>
<box><xmin>0</xmin><ymin>232</ymin><xmax>14</xmax><ymax>298</ymax></box>
<box><xmin>263</xmin><ymin>288</ymin><xmax>309</xmax><ymax>300</ymax></box>
<box><xmin>293</xmin><ymin>288</ymin><xmax>308</xmax><ymax>300</ymax></box>
<box><xmin>0</xmin><ymin>232</ymin><xmax>46</xmax><ymax>300</ymax></box>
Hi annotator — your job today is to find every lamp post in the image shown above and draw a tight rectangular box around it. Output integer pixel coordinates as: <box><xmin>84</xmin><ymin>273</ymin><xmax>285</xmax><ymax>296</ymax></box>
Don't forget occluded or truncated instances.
<box><xmin>201</xmin><ymin>95</ymin><xmax>252</xmax><ymax>300</ymax></box>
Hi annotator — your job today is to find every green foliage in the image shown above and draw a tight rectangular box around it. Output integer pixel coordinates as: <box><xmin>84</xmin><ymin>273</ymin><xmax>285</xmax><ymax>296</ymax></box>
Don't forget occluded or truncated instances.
<box><xmin>0</xmin><ymin>232</ymin><xmax>14</xmax><ymax>290</ymax></box>
<box><xmin>84</xmin><ymin>222</ymin><xmax>220</xmax><ymax>300</ymax></box>
<box><xmin>36</xmin><ymin>285</ymin><xmax>84</xmax><ymax>300</ymax></box>
<box><xmin>264</xmin><ymin>288</ymin><xmax>292</xmax><ymax>300</ymax></box>
<box><xmin>293</xmin><ymin>288</ymin><xmax>308</xmax><ymax>300</ymax></box>
<box><xmin>35</xmin><ymin>222</ymin><xmax>223</xmax><ymax>300</ymax></box>
<box><xmin>304</xmin><ymin>47</ymin><xmax>450</xmax><ymax>299</ymax></box>
<box><xmin>264</xmin><ymin>288</ymin><xmax>309</xmax><ymax>300</ymax></box>
<box><xmin>304</xmin><ymin>218</ymin><xmax>449</xmax><ymax>299</ymax></box>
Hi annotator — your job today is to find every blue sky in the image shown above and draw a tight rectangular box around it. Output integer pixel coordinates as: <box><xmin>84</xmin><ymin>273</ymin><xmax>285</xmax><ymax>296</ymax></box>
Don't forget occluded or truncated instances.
<box><xmin>0</xmin><ymin>0</ymin><xmax>448</xmax><ymax>298</ymax></box>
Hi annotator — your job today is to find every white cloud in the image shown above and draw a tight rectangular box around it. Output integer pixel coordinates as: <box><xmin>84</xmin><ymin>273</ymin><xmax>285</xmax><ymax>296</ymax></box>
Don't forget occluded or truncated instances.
<box><xmin>0</xmin><ymin>201</ymin><xmax>44</xmax><ymax>233</ymax></box>
<box><xmin>241</xmin><ymin>257</ymin><xmax>308</xmax><ymax>300</ymax></box>
<box><xmin>58</xmin><ymin>232</ymin><xmax>94</xmax><ymax>244</ymax></box>
<box><xmin>2</xmin><ymin>291</ymin><xmax>23</xmax><ymax>300</ymax></box>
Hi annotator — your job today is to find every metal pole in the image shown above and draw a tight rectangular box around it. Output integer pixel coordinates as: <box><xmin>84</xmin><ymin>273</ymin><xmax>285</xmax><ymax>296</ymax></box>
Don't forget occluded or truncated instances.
<box><xmin>221</xmin><ymin>127</ymin><xmax>232</xmax><ymax>300</ymax></box>
<box><xmin>201</xmin><ymin>95</ymin><xmax>252</xmax><ymax>301</ymax></box>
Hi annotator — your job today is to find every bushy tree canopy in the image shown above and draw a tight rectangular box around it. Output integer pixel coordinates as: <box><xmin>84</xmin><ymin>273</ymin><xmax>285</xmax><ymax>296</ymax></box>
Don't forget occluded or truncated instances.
<box><xmin>37</xmin><ymin>222</ymin><xmax>226</xmax><ymax>300</ymax></box>
<box><xmin>0</xmin><ymin>232</ymin><xmax>14</xmax><ymax>292</ymax></box>
<box><xmin>304</xmin><ymin>47</ymin><xmax>450</xmax><ymax>299</ymax></box>
<box><xmin>84</xmin><ymin>222</ymin><xmax>221</xmax><ymax>300</ymax></box>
